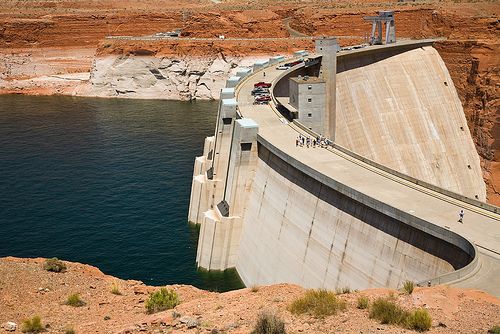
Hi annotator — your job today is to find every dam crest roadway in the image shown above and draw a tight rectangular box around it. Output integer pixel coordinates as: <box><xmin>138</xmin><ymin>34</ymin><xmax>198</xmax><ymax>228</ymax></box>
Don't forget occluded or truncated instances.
<box><xmin>188</xmin><ymin>38</ymin><xmax>500</xmax><ymax>297</ymax></box>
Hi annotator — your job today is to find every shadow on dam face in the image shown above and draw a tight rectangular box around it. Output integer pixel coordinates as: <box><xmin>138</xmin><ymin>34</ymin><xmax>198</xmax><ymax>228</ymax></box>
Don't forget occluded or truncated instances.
<box><xmin>257</xmin><ymin>142</ymin><xmax>472</xmax><ymax>271</ymax></box>
<box><xmin>336</xmin><ymin>45</ymin><xmax>427</xmax><ymax>74</ymax></box>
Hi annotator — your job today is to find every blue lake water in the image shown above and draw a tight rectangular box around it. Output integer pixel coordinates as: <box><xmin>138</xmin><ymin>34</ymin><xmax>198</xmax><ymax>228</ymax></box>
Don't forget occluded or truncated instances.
<box><xmin>0</xmin><ymin>95</ymin><xmax>243</xmax><ymax>291</ymax></box>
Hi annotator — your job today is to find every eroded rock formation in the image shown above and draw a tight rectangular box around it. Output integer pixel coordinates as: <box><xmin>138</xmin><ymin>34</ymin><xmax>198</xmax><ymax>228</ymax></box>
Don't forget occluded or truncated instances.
<box><xmin>89</xmin><ymin>55</ymin><xmax>264</xmax><ymax>100</ymax></box>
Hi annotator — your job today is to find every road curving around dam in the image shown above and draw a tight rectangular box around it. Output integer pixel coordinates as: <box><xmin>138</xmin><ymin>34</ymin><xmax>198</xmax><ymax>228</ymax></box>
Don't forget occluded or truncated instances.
<box><xmin>232</xmin><ymin>40</ymin><xmax>500</xmax><ymax>296</ymax></box>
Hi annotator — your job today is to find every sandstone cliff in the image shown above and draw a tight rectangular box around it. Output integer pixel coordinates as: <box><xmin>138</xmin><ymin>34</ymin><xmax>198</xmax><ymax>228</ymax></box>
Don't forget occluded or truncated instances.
<box><xmin>0</xmin><ymin>0</ymin><xmax>498</xmax><ymax>203</ymax></box>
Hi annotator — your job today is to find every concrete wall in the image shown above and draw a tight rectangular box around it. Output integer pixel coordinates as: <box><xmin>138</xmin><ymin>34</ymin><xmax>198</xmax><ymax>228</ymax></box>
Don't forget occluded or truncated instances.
<box><xmin>188</xmin><ymin>43</ymin><xmax>483</xmax><ymax>290</ymax></box>
<box><xmin>335</xmin><ymin>46</ymin><xmax>486</xmax><ymax>201</ymax></box>
<box><xmin>236</xmin><ymin>143</ymin><xmax>470</xmax><ymax>289</ymax></box>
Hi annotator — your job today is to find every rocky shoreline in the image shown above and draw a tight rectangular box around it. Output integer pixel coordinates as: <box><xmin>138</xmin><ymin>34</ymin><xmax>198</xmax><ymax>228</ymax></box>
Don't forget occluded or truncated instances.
<box><xmin>0</xmin><ymin>50</ymin><xmax>269</xmax><ymax>101</ymax></box>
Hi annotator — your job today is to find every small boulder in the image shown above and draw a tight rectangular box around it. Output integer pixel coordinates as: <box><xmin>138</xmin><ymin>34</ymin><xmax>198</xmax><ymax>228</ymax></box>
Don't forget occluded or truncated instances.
<box><xmin>179</xmin><ymin>316</ymin><xmax>199</xmax><ymax>329</ymax></box>
<box><xmin>3</xmin><ymin>322</ymin><xmax>17</xmax><ymax>331</ymax></box>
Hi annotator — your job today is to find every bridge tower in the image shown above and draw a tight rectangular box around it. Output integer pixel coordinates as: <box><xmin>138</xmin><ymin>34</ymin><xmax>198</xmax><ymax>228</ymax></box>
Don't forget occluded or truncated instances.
<box><xmin>315</xmin><ymin>37</ymin><xmax>339</xmax><ymax>141</ymax></box>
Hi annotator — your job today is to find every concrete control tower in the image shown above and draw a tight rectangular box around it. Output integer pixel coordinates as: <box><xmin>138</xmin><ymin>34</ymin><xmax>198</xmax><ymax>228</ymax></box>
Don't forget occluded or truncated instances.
<box><xmin>315</xmin><ymin>37</ymin><xmax>339</xmax><ymax>140</ymax></box>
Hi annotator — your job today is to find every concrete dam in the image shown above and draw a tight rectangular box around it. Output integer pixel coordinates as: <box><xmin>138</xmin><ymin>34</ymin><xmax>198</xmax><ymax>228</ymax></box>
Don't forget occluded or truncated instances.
<box><xmin>188</xmin><ymin>38</ymin><xmax>500</xmax><ymax>296</ymax></box>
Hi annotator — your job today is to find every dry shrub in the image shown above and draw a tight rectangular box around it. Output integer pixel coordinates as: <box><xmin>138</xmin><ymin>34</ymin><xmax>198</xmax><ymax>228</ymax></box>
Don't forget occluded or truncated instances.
<box><xmin>21</xmin><ymin>316</ymin><xmax>43</xmax><ymax>333</ymax></box>
<box><xmin>251</xmin><ymin>310</ymin><xmax>286</xmax><ymax>334</ymax></box>
<box><xmin>65</xmin><ymin>293</ymin><xmax>85</xmax><ymax>307</ymax></box>
<box><xmin>111</xmin><ymin>282</ymin><xmax>122</xmax><ymax>295</ymax></box>
<box><xmin>402</xmin><ymin>280</ymin><xmax>414</xmax><ymax>294</ymax></box>
<box><xmin>370</xmin><ymin>298</ymin><xmax>432</xmax><ymax>331</ymax></box>
<box><xmin>489</xmin><ymin>326</ymin><xmax>500</xmax><ymax>334</ymax></box>
<box><xmin>357</xmin><ymin>295</ymin><xmax>369</xmax><ymax>309</ymax></box>
<box><xmin>370</xmin><ymin>298</ymin><xmax>410</xmax><ymax>325</ymax></box>
<box><xmin>407</xmin><ymin>308</ymin><xmax>432</xmax><ymax>332</ymax></box>
<box><xmin>43</xmin><ymin>257</ymin><xmax>66</xmax><ymax>273</ymax></box>
<box><xmin>288</xmin><ymin>289</ymin><xmax>346</xmax><ymax>318</ymax></box>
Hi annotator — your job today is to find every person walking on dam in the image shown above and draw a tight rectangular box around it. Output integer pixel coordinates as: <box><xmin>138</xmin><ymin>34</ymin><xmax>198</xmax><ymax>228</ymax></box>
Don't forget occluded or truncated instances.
<box><xmin>458</xmin><ymin>209</ymin><xmax>464</xmax><ymax>223</ymax></box>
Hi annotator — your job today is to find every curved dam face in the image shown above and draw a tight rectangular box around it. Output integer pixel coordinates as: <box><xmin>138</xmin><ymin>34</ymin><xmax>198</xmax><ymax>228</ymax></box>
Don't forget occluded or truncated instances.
<box><xmin>335</xmin><ymin>46</ymin><xmax>486</xmax><ymax>201</ymax></box>
<box><xmin>188</xmin><ymin>40</ymin><xmax>495</xmax><ymax>293</ymax></box>
<box><xmin>236</xmin><ymin>143</ymin><xmax>466</xmax><ymax>289</ymax></box>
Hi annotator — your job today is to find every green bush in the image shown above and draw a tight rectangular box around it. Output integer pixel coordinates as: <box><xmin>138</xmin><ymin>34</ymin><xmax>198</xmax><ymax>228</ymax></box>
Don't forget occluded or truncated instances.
<box><xmin>357</xmin><ymin>295</ymin><xmax>369</xmax><ymax>309</ymax></box>
<box><xmin>145</xmin><ymin>288</ymin><xmax>179</xmax><ymax>314</ymax></box>
<box><xmin>407</xmin><ymin>309</ymin><xmax>432</xmax><ymax>332</ymax></box>
<box><xmin>488</xmin><ymin>326</ymin><xmax>500</xmax><ymax>334</ymax></box>
<box><xmin>251</xmin><ymin>311</ymin><xmax>286</xmax><ymax>334</ymax></box>
<box><xmin>370</xmin><ymin>298</ymin><xmax>432</xmax><ymax>331</ymax></box>
<box><xmin>66</xmin><ymin>293</ymin><xmax>85</xmax><ymax>307</ymax></box>
<box><xmin>402</xmin><ymin>280</ymin><xmax>414</xmax><ymax>295</ymax></box>
<box><xmin>111</xmin><ymin>282</ymin><xmax>122</xmax><ymax>295</ymax></box>
<box><xmin>369</xmin><ymin>298</ymin><xmax>410</xmax><ymax>325</ymax></box>
<box><xmin>43</xmin><ymin>257</ymin><xmax>67</xmax><ymax>273</ymax></box>
<box><xmin>21</xmin><ymin>316</ymin><xmax>44</xmax><ymax>333</ymax></box>
<box><xmin>288</xmin><ymin>289</ymin><xmax>346</xmax><ymax>318</ymax></box>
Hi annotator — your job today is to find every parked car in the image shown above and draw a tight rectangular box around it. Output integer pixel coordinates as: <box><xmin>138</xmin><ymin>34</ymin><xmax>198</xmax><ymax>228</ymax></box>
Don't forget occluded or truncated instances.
<box><xmin>253</xmin><ymin>100</ymin><xmax>270</xmax><ymax>105</ymax></box>
<box><xmin>255</xmin><ymin>95</ymin><xmax>271</xmax><ymax>102</ymax></box>
<box><xmin>284</xmin><ymin>60</ymin><xmax>303</xmax><ymax>67</ymax></box>
<box><xmin>254</xmin><ymin>82</ymin><xmax>272</xmax><ymax>88</ymax></box>
<box><xmin>251</xmin><ymin>87</ymin><xmax>270</xmax><ymax>96</ymax></box>
<box><xmin>276</xmin><ymin>65</ymin><xmax>290</xmax><ymax>70</ymax></box>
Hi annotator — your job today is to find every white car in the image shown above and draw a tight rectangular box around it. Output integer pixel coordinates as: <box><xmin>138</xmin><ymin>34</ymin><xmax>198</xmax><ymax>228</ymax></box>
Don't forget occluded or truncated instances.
<box><xmin>276</xmin><ymin>65</ymin><xmax>290</xmax><ymax>70</ymax></box>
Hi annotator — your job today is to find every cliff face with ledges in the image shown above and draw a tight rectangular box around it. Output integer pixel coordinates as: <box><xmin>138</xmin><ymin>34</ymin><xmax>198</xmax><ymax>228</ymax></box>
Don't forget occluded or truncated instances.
<box><xmin>435</xmin><ymin>41</ymin><xmax>499</xmax><ymax>204</ymax></box>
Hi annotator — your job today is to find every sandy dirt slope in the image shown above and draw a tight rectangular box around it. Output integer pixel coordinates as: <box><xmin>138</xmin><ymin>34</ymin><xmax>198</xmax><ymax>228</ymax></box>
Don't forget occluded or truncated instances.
<box><xmin>1</xmin><ymin>257</ymin><xmax>499</xmax><ymax>334</ymax></box>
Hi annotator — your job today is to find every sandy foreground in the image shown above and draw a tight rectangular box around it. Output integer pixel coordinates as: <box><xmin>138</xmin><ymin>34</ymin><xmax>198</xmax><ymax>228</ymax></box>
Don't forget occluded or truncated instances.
<box><xmin>0</xmin><ymin>257</ymin><xmax>499</xmax><ymax>334</ymax></box>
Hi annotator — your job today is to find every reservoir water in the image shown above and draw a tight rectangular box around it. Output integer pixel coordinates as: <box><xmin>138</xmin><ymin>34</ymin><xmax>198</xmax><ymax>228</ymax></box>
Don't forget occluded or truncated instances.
<box><xmin>0</xmin><ymin>95</ymin><xmax>243</xmax><ymax>291</ymax></box>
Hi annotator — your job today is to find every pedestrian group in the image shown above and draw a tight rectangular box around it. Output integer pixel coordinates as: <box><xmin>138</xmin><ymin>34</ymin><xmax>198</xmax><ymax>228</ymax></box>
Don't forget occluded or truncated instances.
<box><xmin>295</xmin><ymin>134</ymin><xmax>332</xmax><ymax>148</ymax></box>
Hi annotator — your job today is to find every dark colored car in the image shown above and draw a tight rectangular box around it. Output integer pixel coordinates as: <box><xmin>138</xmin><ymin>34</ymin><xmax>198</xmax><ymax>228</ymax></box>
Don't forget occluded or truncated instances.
<box><xmin>284</xmin><ymin>60</ymin><xmax>303</xmax><ymax>67</ymax></box>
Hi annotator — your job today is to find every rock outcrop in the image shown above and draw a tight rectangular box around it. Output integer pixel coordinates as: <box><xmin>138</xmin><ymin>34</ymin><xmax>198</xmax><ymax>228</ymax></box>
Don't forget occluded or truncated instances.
<box><xmin>88</xmin><ymin>55</ymin><xmax>265</xmax><ymax>100</ymax></box>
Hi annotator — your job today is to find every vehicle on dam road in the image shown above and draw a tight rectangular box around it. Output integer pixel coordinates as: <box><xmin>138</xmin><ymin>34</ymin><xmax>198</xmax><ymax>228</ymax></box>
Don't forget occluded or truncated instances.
<box><xmin>251</xmin><ymin>87</ymin><xmax>270</xmax><ymax>96</ymax></box>
<box><xmin>284</xmin><ymin>60</ymin><xmax>303</xmax><ymax>68</ymax></box>
<box><xmin>276</xmin><ymin>64</ymin><xmax>290</xmax><ymax>70</ymax></box>
<box><xmin>254</xmin><ymin>82</ymin><xmax>272</xmax><ymax>88</ymax></box>
<box><xmin>254</xmin><ymin>95</ymin><xmax>271</xmax><ymax>103</ymax></box>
